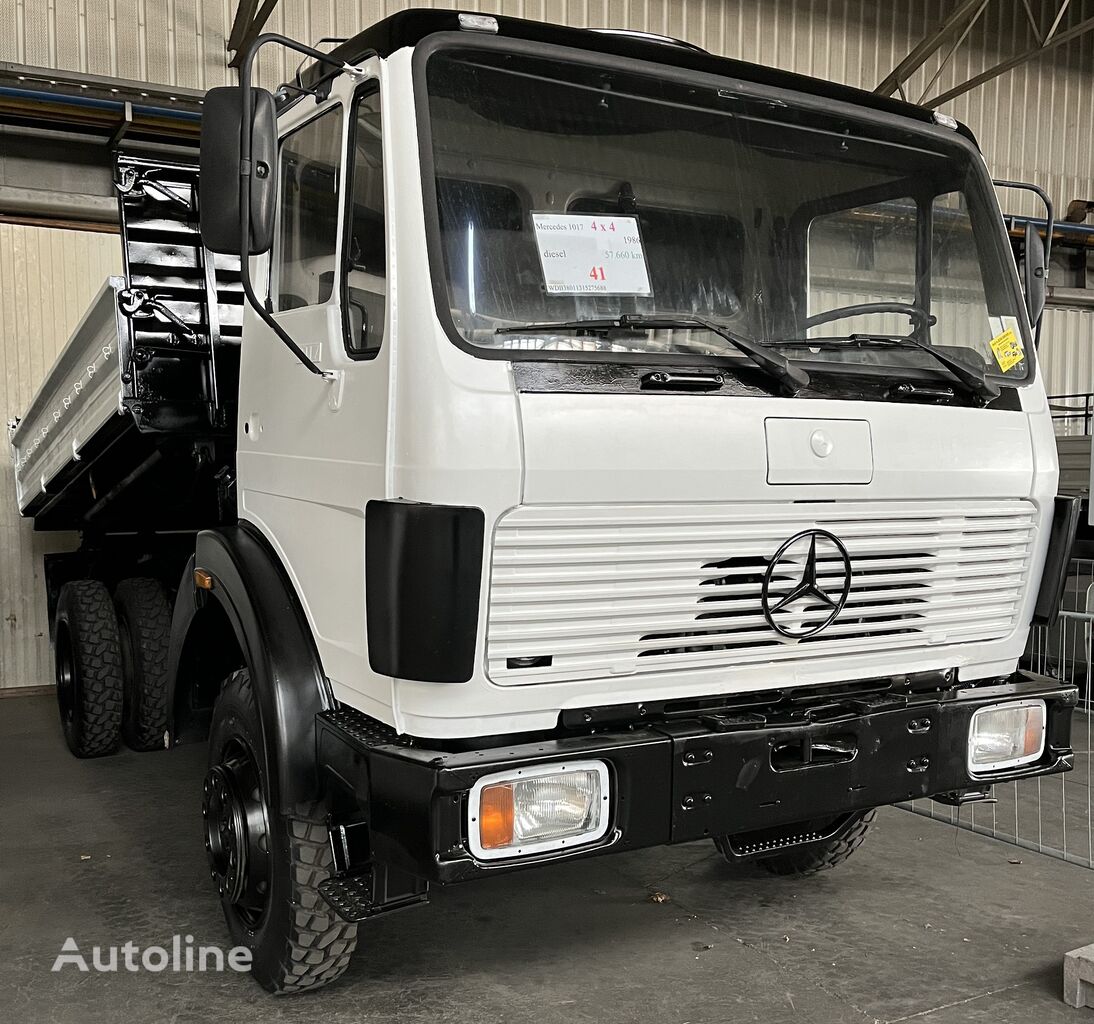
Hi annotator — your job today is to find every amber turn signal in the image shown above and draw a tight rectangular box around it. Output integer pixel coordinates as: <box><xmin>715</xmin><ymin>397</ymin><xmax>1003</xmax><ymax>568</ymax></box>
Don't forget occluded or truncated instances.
<box><xmin>478</xmin><ymin>783</ymin><xmax>515</xmax><ymax>849</ymax></box>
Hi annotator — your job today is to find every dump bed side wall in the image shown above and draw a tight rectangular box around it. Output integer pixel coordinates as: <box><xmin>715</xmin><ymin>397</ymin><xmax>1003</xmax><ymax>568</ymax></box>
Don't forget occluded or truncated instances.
<box><xmin>10</xmin><ymin>277</ymin><xmax>127</xmax><ymax>514</ymax></box>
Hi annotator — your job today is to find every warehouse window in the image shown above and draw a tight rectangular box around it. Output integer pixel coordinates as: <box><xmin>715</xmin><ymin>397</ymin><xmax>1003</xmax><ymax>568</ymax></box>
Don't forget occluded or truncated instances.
<box><xmin>276</xmin><ymin>105</ymin><xmax>343</xmax><ymax>312</ymax></box>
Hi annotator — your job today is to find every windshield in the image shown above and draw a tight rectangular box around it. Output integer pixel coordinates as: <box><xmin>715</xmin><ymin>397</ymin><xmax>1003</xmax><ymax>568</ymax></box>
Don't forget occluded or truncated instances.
<box><xmin>421</xmin><ymin>46</ymin><xmax>1031</xmax><ymax>386</ymax></box>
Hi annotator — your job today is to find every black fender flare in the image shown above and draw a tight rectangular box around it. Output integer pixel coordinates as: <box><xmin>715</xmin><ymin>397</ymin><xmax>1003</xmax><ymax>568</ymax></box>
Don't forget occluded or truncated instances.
<box><xmin>166</xmin><ymin>523</ymin><xmax>331</xmax><ymax>814</ymax></box>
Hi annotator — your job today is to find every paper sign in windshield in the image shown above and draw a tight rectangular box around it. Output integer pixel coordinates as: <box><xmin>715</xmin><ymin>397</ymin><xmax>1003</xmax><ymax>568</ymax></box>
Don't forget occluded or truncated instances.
<box><xmin>531</xmin><ymin>214</ymin><xmax>652</xmax><ymax>296</ymax></box>
<box><xmin>989</xmin><ymin>327</ymin><xmax>1024</xmax><ymax>373</ymax></box>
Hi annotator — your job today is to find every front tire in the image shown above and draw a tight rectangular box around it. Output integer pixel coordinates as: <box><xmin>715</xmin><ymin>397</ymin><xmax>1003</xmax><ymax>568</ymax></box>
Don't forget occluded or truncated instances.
<box><xmin>204</xmin><ymin>669</ymin><xmax>357</xmax><ymax>993</ymax></box>
<box><xmin>54</xmin><ymin>580</ymin><xmax>124</xmax><ymax>758</ymax></box>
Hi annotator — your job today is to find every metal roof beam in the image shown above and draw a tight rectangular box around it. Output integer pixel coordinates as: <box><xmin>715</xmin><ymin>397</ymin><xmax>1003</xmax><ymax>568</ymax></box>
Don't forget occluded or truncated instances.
<box><xmin>1044</xmin><ymin>0</ymin><xmax>1073</xmax><ymax>43</ymax></box>
<box><xmin>927</xmin><ymin>14</ymin><xmax>1094</xmax><ymax>106</ymax></box>
<box><xmin>874</xmin><ymin>0</ymin><xmax>990</xmax><ymax>96</ymax></box>
<box><xmin>227</xmin><ymin>0</ymin><xmax>261</xmax><ymax>54</ymax></box>
<box><xmin>916</xmin><ymin>0</ymin><xmax>990</xmax><ymax>104</ymax></box>
<box><xmin>228</xmin><ymin>0</ymin><xmax>280</xmax><ymax>68</ymax></box>
<box><xmin>1019</xmin><ymin>0</ymin><xmax>1044</xmax><ymax>43</ymax></box>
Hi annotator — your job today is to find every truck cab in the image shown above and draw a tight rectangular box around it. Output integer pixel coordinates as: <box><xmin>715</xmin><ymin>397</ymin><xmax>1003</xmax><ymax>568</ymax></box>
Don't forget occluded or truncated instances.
<box><xmin>234</xmin><ymin>15</ymin><xmax>1060</xmax><ymax>736</ymax></box>
<box><xmin>12</xmin><ymin>9</ymin><xmax>1079</xmax><ymax>995</ymax></box>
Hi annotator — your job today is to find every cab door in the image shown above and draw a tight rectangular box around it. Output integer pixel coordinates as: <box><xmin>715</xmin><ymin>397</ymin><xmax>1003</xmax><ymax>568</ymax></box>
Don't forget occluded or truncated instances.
<box><xmin>236</xmin><ymin>62</ymin><xmax>393</xmax><ymax>717</ymax></box>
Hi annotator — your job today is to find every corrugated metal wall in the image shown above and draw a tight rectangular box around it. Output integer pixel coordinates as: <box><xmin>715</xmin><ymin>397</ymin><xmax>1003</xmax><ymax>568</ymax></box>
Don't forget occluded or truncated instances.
<box><xmin>2</xmin><ymin>1</ymin><xmax>1093</xmax><ymax>185</ymax></box>
<box><xmin>0</xmin><ymin>1</ymin><xmax>1090</xmax><ymax>688</ymax></box>
<box><xmin>1042</xmin><ymin>305</ymin><xmax>1094</xmax><ymax>399</ymax></box>
<box><xmin>0</xmin><ymin>225</ymin><xmax>120</xmax><ymax>688</ymax></box>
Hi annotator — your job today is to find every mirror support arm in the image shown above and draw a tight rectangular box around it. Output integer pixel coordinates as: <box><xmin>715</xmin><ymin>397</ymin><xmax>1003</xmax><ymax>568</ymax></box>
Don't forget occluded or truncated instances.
<box><xmin>994</xmin><ymin>178</ymin><xmax>1054</xmax><ymax>348</ymax></box>
<box><xmin>237</xmin><ymin>33</ymin><xmax>369</xmax><ymax>380</ymax></box>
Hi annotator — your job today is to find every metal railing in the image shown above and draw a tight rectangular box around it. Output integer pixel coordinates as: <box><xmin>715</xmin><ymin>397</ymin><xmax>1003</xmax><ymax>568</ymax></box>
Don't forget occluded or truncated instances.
<box><xmin>1049</xmin><ymin>391</ymin><xmax>1094</xmax><ymax>436</ymax></box>
<box><xmin>901</xmin><ymin>558</ymin><xmax>1093</xmax><ymax>870</ymax></box>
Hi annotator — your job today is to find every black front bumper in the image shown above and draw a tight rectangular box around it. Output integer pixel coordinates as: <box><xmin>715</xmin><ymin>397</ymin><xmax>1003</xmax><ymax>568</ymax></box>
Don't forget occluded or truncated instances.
<box><xmin>317</xmin><ymin>672</ymin><xmax>1077</xmax><ymax>884</ymax></box>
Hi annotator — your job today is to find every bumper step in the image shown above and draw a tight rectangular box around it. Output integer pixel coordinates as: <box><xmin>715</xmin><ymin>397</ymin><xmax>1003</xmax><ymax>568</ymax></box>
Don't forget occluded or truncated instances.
<box><xmin>318</xmin><ymin>862</ymin><xmax>429</xmax><ymax>923</ymax></box>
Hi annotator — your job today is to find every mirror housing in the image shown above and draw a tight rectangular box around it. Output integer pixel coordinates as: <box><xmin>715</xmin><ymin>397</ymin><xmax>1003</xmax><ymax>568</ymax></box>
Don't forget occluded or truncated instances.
<box><xmin>346</xmin><ymin>299</ymin><xmax>369</xmax><ymax>356</ymax></box>
<box><xmin>200</xmin><ymin>86</ymin><xmax>277</xmax><ymax>256</ymax></box>
<box><xmin>1022</xmin><ymin>220</ymin><xmax>1047</xmax><ymax>329</ymax></box>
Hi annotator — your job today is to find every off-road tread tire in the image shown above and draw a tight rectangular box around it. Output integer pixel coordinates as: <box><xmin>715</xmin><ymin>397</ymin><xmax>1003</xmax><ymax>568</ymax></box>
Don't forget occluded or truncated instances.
<box><xmin>756</xmin><ymin>809</ymin><xmax>877</xmax><ymax>877</ymax></box>
<box><xmin>115</xmin><ymin>577</ymin><xmax>171</xmax><ymax>751</ymax></box>
<box><xmin>211</xmin><ymin>670</ymin><xmax>358</xmax><ymax>994</ymax></box>
<box><xmin>277</xmin><ymin>813</ymin><xmax>359</xmax><ymax>994</ymax></box>
<box><xmin>56</xmin><ymin>580</ymin><xmax>123</xmax><ymax>758</ymax></box>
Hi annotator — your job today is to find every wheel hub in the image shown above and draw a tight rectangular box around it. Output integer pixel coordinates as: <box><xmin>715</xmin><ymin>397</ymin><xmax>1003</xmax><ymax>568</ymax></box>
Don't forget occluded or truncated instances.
<box><xmin>202</xmin><ymin>742</ymin><xmax>270</xmax><ymax>925</ymax></box>
<box><xmin>55</xmin><ymin>623</ymin><xmax>76</xmax><ymax>728</ymax></box>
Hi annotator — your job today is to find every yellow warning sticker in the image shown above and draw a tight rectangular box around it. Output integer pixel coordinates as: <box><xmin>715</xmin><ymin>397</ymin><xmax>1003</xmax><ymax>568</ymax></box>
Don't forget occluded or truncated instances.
<box><xmin>989</xmin><ymin>327</ymin><xmax>1024</xmax><ymax>373</ymax></box>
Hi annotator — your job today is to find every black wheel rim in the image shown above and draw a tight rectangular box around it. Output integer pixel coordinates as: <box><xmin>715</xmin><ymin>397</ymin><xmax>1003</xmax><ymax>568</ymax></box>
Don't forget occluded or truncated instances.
<box><xmin>55</xmin><ymin>621</ymin><xmax>78</xmax><ymax>735</ymax></box>
<box><xmin>202</xmin><ymin>737</ymin><xmax>270</xmax><ymax>928</ymax></box>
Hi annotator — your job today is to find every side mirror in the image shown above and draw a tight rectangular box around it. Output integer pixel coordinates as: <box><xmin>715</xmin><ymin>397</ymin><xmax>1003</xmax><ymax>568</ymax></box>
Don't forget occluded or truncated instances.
<box><xmin>200</xmin><ymin>86</ymin><xmax>277</xmax><ymax>256</ymax></box>
<box><xmin>1022</xmin><ymin>220</ymin><xmax>1047</xmax><ymax>329</ymax></box>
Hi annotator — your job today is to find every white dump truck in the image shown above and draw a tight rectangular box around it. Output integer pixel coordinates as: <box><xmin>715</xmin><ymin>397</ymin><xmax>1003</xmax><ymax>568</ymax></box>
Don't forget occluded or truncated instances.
<box><xmin>10</xmin><ymin>9</ymin><xmax>1081</xmax><ymax>994</ymax></box>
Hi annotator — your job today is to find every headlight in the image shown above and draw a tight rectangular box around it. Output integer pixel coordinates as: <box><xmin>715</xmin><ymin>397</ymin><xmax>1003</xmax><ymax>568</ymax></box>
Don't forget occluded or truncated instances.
<box><xmin>468</xmin><ymin>760</ymin><xmax>611</xmax><ymax>860</ymax></box>
<box><xmin>967</xmin><ymin>700</ymin><xmax>1046</xmax><ymax>775</ymax></box>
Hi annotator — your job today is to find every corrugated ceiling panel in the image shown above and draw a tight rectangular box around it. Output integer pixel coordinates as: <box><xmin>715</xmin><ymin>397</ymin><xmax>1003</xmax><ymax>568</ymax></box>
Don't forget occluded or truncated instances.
<box><xmin>0</xmin><ymin>224</ymin><xmax>121</xmax><ymax>689</ymax></box>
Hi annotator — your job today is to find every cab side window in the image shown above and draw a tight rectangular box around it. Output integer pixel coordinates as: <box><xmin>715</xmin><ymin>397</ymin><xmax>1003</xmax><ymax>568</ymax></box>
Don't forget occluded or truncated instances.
<box><xmin>343</xmin><ymin>85</ymin><xmax>387</xmax><ymax>358</ymax></box>
<box><xmin>276</xmin><ymin>106</ymin><xmax>343</xmax><ymax>312</ymax></box>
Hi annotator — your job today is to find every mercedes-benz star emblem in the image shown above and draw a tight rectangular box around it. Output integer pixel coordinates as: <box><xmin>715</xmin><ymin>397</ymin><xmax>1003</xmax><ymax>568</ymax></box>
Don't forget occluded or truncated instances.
<box><xmin>761</xmin><ymin>529</ymin><xmax>852</xmax><ymax>640</ymax></box>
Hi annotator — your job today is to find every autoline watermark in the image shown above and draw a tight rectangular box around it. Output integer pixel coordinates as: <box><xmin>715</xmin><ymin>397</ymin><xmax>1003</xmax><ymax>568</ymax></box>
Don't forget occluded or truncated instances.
<box><xmin>52</xmin><ymin>935</ymin><xmax>252</xmax><ymax>973</ymax></box>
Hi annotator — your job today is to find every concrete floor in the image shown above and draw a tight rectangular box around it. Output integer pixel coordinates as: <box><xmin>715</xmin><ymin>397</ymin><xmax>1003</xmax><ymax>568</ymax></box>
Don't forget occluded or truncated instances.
<box><xmin>2</xmin><ymin>693</ymin><xmax>1092</xmax><ymax>1024</ymax></box>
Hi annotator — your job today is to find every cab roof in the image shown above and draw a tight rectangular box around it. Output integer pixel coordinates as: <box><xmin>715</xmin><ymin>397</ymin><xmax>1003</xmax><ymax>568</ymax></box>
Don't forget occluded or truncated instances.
<box><xmin>294</xmin><ymin>8</ymin><xmax>971</xmax><ymax>142</ymax></box>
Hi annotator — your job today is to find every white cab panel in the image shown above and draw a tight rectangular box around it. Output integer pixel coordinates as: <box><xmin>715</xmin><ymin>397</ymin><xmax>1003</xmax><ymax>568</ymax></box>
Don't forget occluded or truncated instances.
<box><xmin>519</xmin><ymin>394</ymin><xmax>1033</xmax><ymax>504</ymax></box>
<box><xmin>765</xmin><ymin>417</ymin><xmax>872</xmax><ymax>485</ymax></box>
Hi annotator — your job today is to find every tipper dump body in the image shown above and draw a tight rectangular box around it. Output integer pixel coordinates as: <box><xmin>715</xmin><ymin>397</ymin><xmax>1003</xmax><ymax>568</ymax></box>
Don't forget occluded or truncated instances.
<box><xmin>9</xmin><ymin>155</ymin><xmax>241</xmax><ymax>533</ymax></box>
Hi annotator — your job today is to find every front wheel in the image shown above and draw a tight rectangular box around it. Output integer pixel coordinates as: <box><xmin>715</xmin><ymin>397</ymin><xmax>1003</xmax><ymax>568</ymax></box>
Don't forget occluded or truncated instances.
<box><xmin>714</xmin><ymin>809</ymin><xmax>877</xmax><ymax>877</ymax></box>
<box><xmin>204</xmin><ymin>669</ymin><xmax>357</xmax><ymax>993</ymax></box>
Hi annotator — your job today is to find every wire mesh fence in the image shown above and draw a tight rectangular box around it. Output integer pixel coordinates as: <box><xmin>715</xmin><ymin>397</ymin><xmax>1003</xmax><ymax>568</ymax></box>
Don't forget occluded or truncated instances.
<box><xmin>900</xmin><ymin>558</ymin><xmax>1093</xmax><ymax>869</ymax></box>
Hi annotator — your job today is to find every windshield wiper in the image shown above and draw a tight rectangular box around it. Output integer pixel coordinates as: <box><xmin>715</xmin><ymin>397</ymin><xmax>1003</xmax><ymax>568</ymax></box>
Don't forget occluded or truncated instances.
<box><xmin>496</xmin><ymin>314</ymin><xmax>809</xmax><ymax>396</ymax></box>
<box><xmin>771</xmin><ymin>333</ymin><xmax>1000</xmax><ymax>405</ymax></box>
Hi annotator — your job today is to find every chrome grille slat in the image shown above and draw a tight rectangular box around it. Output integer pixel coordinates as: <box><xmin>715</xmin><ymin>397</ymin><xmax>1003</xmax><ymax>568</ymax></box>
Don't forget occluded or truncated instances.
<box><xmin>487</xmin><ymin>500</ymin><xmax>1036</xmax><ymax>685</ymax></box>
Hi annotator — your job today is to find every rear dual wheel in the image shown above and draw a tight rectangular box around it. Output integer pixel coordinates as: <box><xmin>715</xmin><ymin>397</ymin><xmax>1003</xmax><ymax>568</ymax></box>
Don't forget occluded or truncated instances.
<box><xmin>114</xmin><ymin>578</ymin><xmax>172</xmax><ymax>751</ymax></box>
<box><xmin>54</xmin><ymin>577</ymin><xmax>171</xmax><ymax>757</ymax></box>
<box><xmin>55</xmin><ymin>581</ymin><xmax>124</xmax><ymax>758</ymax></box>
